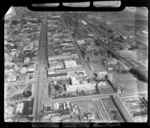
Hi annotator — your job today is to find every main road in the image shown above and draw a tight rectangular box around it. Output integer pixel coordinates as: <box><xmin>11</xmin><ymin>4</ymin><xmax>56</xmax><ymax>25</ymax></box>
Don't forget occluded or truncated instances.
<box><xmin>33</xmin><ymin>12</ymin><xmax>48</xmax><ymax>121</ymax></box>
<box><xmin>60</xmin><ymin>16</ymin><xmax>93</xmax><ymax>78</ymax></box>
<box><xmin>43</xmin><ymin>88</ymin><xmax>147</xmax><ymax>104</ymax></box>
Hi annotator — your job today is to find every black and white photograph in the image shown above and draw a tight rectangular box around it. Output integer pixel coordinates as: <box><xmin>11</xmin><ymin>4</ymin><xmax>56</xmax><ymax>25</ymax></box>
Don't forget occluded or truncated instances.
<box><xmin>4</xmin><ymin>1</ymin><xmax>148</xmax><ymax>123</ymax></box>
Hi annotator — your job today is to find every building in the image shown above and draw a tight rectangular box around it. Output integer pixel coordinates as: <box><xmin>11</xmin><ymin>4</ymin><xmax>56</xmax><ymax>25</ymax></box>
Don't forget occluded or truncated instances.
<box><xmin>97</xmin><ymin>81</ymin><xmax>108</xmax><ymax>87</ymax></box>
<box><xmin>71</xmin><ymin>53</ymin><xmax>79</xmax><ymax>59</ymax></box>
<box><xmin>24</xmin><ymin>57</ymin><xmax>31</xmax><ymax>63</ymax></box>
<box><xmin>52</xmin><ymin>15</ymin><xmax>60</xmax><ymax>18</ymax></box>
<box><xmin>48</xmin><ymin>55</ymin><xmax>71</xmax><ymax>61</ymax></box>
<box><xmin>77</xmin><ymin>39</ymin><xmax>86</xmax><ymax>45</ymax></box>
<box><xmin>66</xmin><ymin>85</ymin><xmax>77</xmax><ymax>93</ymax></box>
<box><xmin>64</xmin><ymin>60</ymin><xmax>77</xmax><ymax>68</ymax></box>
<box><xmin>49</xmin><ymin>60</ymin><xmax>65</xmax><ymax>70</ymax></box>
<box><xmin>22</xmin><ymin>99</ymin><xmax>34</xmax><ymax>116</ymax></box>
<box><xmin>48</xmin><ymin>72</ymin><xmax>68</xmax><ymax>79</ymax></box>
<box><xmin>97</xmin><ymin>71</ymin><xmax>107</xmax><ymax>79</ymax></box>
<box><xmin>87</xmin><ymin>113</ymin><xmax>96</xmax><ymax>120</ymax></box>
<box><xmin>107</xmin><ymin>58</ymin><xmax>118</xmax><ymax>65</ymax></box>
<box><xmin>53</xmin><ymin>102</ymin><xmax>59</xmax><ymax>110</ymax></box>
<box><xmin>5</xmin><ymin>106</ymin><xmax>14</xmax><ymax>118</ymax></box>
<box><xmin>6</xmin><ymin>73</ymin><xmax>17</xmax><ymax>82</ymax></box>
<box><xmin>16</xmin><ymin>102</ymin><xmax>24</xmax><ymax>114</ymax></box>
<box><xmin>66</xmin><ymin>80</ymin><xmax>96</xmax><ymax>93</ymax></box>
<box><xmin>63</xmin><ymin>102</ymin><xmax>67</xmax><ymax>110</ymax></box>
<box><xmin>67</xmin><ymin>70</ymin><xmax>86</xmax><ymax>77</ymax></box>
<box><xmin>71</xmin><ymin>77</ymin><xmax>79</xmax><ymax>85</ymax></box>
<box><xmin>81</xmin><ymin>20</ymin><xmax>88</xmax><ymax>25</ymax></box>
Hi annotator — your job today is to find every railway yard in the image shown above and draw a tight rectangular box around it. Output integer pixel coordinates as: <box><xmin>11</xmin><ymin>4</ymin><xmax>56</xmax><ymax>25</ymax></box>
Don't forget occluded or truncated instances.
<box><xmin>4</xmin><ymin>7</ymin><xmax>148</xmax><ymax>122</ymax></box>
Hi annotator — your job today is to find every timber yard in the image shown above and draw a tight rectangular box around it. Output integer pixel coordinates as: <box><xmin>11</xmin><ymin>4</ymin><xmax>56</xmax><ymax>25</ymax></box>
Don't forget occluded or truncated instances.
<box><xmin>4</xmin><ymin>7</ymin><xmax>148</xmax><ymax>122</ymax></box>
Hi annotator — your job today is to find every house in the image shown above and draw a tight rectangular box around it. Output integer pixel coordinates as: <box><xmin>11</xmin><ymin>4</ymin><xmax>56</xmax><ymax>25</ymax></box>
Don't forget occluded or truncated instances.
<box><xmin>6</xmin><ymin>74</ymin><xmax>17</xmax><ymax>82</ymax></box>
<box><xmin>5</xmin><ymin>106</ymin><xmax>14</xmax><ymax>118</ymax></box>
<box><xmin>27</xmin><ymin>65</ymin><xmax>35</xmax><ymax>72</ymax></box>
<box><xmin>77</xmin><ymin>39</ymin><xmax>85</xmax><ymax>45</ymax></box>
<box><xmin>26</xmin><ymin>72</ymin><xmax>34</xmax><ymax>80</ymax></box>
<box><xmin>20</xmin><ymin>67</ymin><xmax>27</xmax><ymax>73</ymax></box>
<box><xmin>16</xmin><ymin>102</ymin><xmax>24</xmax><ymax>114</ymax></box>
<box><xmin>24</xmin><ymin>57</ymin><xmax>31</xmax><ymax>63</ymax></box>
<box><xmin>53</xmin><ymin>102</ymin><xmax>59</xmax><ymax>110</ymax></box>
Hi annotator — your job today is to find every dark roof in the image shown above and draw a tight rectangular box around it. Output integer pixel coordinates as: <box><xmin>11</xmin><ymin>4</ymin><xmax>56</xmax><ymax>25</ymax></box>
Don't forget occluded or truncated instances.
<box><xmin>22</xmin><ymin>99</ymin><xmax>34</xmax><ymax>116</ymax></box>
<box><xmin>48</xmin><ymin>73</ymin><xmax>67</xmax><ymax>77</ymax></box>
<box><xmin>58</xmin><ymin>109</ymin><xmax>70</xmax><ymax>115</ymax></box>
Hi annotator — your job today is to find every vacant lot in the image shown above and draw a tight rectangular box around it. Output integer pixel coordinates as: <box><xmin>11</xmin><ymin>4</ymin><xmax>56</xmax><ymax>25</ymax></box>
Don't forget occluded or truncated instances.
<box><xmin>113</xmin><ymin>73</ymin><xmax>138</xmax><ymax>91</ymax></box>
<box><xmin>102</xmin><ymin>98</ymin><xmax>125</xmax><ymax>122</ymax></box>
<box><xmin>72</xmin><ymin>100</ymin><xmax>101</xmax><ymax>120</ymax></box>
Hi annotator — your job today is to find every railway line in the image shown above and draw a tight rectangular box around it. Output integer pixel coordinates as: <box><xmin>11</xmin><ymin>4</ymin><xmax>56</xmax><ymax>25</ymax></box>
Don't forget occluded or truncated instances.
<box><xmin>79</xmin><ymin>18</ymin><xmax>147</xmax><ymax>82</ymax></box>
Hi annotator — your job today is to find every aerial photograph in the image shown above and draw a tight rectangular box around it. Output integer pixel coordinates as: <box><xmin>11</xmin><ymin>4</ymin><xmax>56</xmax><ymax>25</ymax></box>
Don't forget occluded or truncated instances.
<box><xmin>4</xmin><ymin>5</ymin><xmax>148</xmax><ymax>122</ymax></box>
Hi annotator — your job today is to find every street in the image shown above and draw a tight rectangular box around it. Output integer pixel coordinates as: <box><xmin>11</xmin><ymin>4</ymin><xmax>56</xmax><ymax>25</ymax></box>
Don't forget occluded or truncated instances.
<box><xmin>33</xmin><ymin>12</ymin><xmax>48</xmax><ymax>121</ymax></box>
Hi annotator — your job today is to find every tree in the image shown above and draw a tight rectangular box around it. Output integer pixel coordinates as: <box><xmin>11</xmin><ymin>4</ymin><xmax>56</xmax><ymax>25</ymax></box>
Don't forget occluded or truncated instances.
<box><xmin>129</xmin><ymin>68</ymin><xmax>147</xmax><ymax>82</ymax></box>
<box><xmin>23</xmin><ymin>90</ymin><xmax>32</xmax><ymax>98</ymax></box>
<box><xmin>11</xmin><ymin>20</ymin><xmax>19</xmax><ymax>25</ymax></box>
<box><xmin>94</xmin><ymin>39</ymin><xmax>100</xmax><ymax>46</ymax></box>
<box><xmin>48</xmin><ymin>84</ymin><xmax>52</xmax><ymax>98</ymax></box>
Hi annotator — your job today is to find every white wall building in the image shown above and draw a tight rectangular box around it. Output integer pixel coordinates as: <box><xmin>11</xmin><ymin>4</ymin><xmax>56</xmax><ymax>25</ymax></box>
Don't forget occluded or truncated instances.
<box><xmin>97</xmin><ymin>81</ymin><xmax>108</xmax><ymax>87</ymax></box>
<box><xmin>66</xmin><ymin>77</ymin><xmax>96</xmax><ymax>93</ymax></box>
<box><xmin>66</xmin><ymin>83</ymin><xmax>96</xmax><ymax>93</ymax></box>
<box><xmin>64</xmin><ymin>60</ymin><xmax>77</xmax><ymax>68</ymax></box>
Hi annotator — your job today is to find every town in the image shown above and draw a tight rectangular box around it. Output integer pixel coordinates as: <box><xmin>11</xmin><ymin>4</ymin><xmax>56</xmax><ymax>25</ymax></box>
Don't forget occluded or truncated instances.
<box><xmin>4</xmin><ymin>7</ymin><xmax>148</xmax><ymax>122</ymax></box>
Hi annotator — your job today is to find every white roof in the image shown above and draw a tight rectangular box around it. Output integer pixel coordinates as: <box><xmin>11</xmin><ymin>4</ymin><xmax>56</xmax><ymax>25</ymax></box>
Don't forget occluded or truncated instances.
<box><xmin>64</xmin><ymin>60</ymin><xmax>77</xmax><ymax>68</ymax></box>
<box><xmin>81</xmin><ymin>20</ymin><xmax>87</xmax><ymax>25</ymax></box>
<box><xmin>52</xmin><ymin>15</ymin><xmax>60</xmax><ymax>17</ymax></box>
<box><xmin>20</xmin><ymin>67</ymin><xmax>27</xmax><ymax>73</ymax></box>
<box><xmin>24</xmin><ymin>57</ymin><xmax>31</xmax><ymax>63</ymax></box>
<box><xmin>141</xmin><ymin>31</ymin><xmax>148</xmax><ymax>34</ymax></box>
<box><xmin>77</xmin><ymin>39</ymin><xmax>85</xmax><ymax>44</ymax></box>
